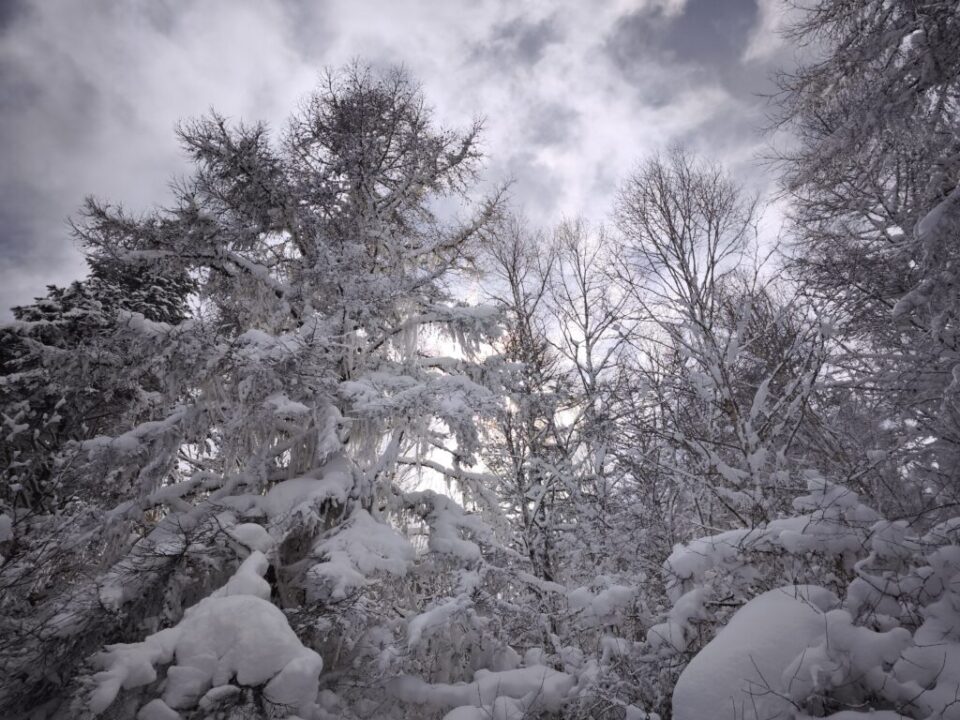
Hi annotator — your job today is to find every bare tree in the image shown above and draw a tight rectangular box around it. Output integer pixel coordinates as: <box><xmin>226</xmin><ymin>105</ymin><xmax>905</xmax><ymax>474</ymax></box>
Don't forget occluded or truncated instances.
<box><xmin>479</xmin><ymin>215</ymin><xmax>567</xmax><ymax>581</ymax></box>
<box><xmin>613</xmin><ymin>148</ymin><xmax>825</xmax><ymax>529</ymax></box>
<box><xmin>614</xmin><ymin>146</ymin><xmax>757</xmax><ymax>329</ymax></box>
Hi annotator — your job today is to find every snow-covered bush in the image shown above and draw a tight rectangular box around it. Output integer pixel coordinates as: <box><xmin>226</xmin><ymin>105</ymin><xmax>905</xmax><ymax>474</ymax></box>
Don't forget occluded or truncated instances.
<box><xmin>662</xmin><ymin>472</ymin><xmax>960</xmax><ymax>720</ymax></box>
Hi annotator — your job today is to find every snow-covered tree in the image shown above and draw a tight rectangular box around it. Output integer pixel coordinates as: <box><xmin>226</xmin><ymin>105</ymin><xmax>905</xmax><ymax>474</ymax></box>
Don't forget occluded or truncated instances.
<box><xmin>0</xmin><ymin>252</ymin><xmax>195</xmax><ymax>715</ymax></box>
<box><xmin>0</xmin><ymin>64</ymin><xmax>519</xmax><ymax>720</ymax></box>
<box><xmin>614</xmin><ymin>148</ymin><xmax>826</xmax><ymax>531</ymax></box>
<box><xmin>545</xmin><ymin>219</ymin><xmax>634</xmax><ymax>563</ymax></box>
<box><xmin>475</xmin><ymin>217</ymin><xmax>662</xmax><ymax>718</ymax></box>
<box><xmin>778</xmin><ymin>0</ymin><xmax>960</xmax><ymax>514</ymax></box>
<box><xmin>478</xmin><ymin>216</ymin><xmax>568</xmax><ymax>582</ymax></box>
<box><xmin>1</xmin><ymin>254</ymin><xmax>192</xmax><ymax>512</ymax></box>
<box><xmin>660</xmin><ymin>2</ymin><xmax>960</xmax><ymax>718</ymax></box>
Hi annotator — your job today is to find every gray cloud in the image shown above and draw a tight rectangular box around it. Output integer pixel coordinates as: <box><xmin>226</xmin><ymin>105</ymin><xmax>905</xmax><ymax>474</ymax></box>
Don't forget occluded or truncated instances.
<box><xmin>608</xmin><ymin>0</ymin><xmax>758</xmax><ymax>73</ymax></box>
<box><xmin>0</xmin><ymin>0</ymin><xmax>790</xmax><ymax>317</ymax></box>
<box><xmin>525</xmin><ymin>101</ymin><xmax>580</xmax><ymax>148</ymax></box>
<box><xmin>478</xmin><ymin>16</ymin><xmax>561</xmax><ymax>66</ymax></box>
<box><xmin>0</xmin><ymin>0</ymin><xmax>29</xmax><ymax>34</ymax></box>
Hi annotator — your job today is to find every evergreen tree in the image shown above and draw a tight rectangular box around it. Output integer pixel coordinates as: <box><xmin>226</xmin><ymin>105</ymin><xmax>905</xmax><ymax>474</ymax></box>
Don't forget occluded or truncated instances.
<box><xmin>1</xmin><ymin>64</ymin><xmax>509</xmax><ymax>719</ymax></box>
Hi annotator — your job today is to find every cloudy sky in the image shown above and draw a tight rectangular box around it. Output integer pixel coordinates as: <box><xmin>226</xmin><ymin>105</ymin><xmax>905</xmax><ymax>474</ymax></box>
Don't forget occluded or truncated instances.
<box><xmin>0</xmin><ymin>0</ymin><xmax>797</xmax><ymax>316</ymax></box>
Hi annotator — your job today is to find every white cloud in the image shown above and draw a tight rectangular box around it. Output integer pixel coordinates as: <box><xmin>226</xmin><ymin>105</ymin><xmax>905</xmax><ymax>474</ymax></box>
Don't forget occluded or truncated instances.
<box><xmin>743</xmin><ymin>0</ymin><xmax>792</xmax><ymax>62</ymax></box>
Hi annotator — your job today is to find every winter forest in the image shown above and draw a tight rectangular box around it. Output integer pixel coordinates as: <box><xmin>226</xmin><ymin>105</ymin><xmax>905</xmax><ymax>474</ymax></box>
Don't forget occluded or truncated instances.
<box><xmin>1</xmin><ymin>1</ymin><xmax>959</xmax><ymax>719</ymax></box>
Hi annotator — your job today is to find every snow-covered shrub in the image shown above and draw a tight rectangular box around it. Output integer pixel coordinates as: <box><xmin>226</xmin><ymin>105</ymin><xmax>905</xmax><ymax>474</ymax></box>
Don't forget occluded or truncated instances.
<box><xmin>88</xmin><ymin>552</ymin><xmax>323</xmax><ymax>718</ymax></box>
<box><xmin>663</xmin><ymin>471</ymin><xmax>960</xmax><ymax>720</ymax></box>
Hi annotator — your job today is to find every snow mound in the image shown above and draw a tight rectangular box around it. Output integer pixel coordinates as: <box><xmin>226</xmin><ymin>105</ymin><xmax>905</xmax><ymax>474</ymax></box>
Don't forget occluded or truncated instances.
<box><xmin>391</xmin><ymin>665</ymin><xmax>576</xmax><ymax>715</ymax></box>
<box><xmin>672</xmin><ymin>585</ymin><xmax>837</xmax><ymax>720</ymax></box>
<box><xmin>784</xmin><ymin>607</ymin><xmax>912</xmax><ymax>711</ymax></box>
<box><xmin>211</xmin><ymin>550</ymin><xmax>272</xmax><ymax>600</ymax></box>
<box><xmin>227</xmin><ymin>522</ymin><xmax>274</xmax><ymax>553</ymax></box>
<box><xmin>136</xmin><ymin>699</ymin><xmax>180</xmax><ymax>720</ymax></box>
<box><xmin>90</xmin><ymin>552</ymin><xmax>322</xmax><ymax>716</ymax></box>
<box><xmin>893</xmin><ymin>545</ymin><xmax>960</xmax><ymax>719</ymax></box>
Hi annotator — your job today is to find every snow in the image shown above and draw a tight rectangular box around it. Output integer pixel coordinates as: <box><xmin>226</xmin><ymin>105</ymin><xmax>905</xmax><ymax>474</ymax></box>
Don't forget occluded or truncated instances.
<box><xmin>227</xmin><ymin>522</ymin><xmax>274</xmax><ymax>553</ymax></box>
<box><xmin>646</xmin><ymin>588</ymin><xmax>707</xmax><ymax>654</ymax></box>
<box><xmin>81</xmin><ymin>407</ymin><xmax>188</xmax><ymax>457</ymax></box>
<box><xmin>406</xmin><ymin>489</ymin><xmax>493</xmax><ymax>563</ymax></box>
<box><xmin>784</xmin><ymin>608</ymin><xmax>912</xmax><ymax>709</ymax></box>
<box><xmin>211</xmin><ymin>551</ymin><xmax>271</xmax><ymax>600</ymax></box>
<box><xmin>600</xmin><ymin>635</ymin><xmax>634</xmax><ymax>662</ymax></box>
<box><xmin>90</xmin><ymin>550</ymin><xmax>322</xmax><ymax>716</ymax></box>
<box><xmin>263</xmin><ymin>391</ymin><xmax>310</xmax><ymax>418</ymax></box>
<box><xmin>444</xmin><ymin>697</ymin><xmax>526</xmax><ymax>720</ymax></box>
<box><xmin>136</xmin><ymin>699</ymin><xmax>181</xmax><ymax>720</ymax></box>
<box><xmin>262</xmin><ymin>651</ymin><xmax>326</xmax><ymax>712</ymax></box>
<box><xmin>306</xmin><ymin>508</ymin><xmax>415</xmax><ymax>602</ymax></box>
<box><xmin>443</xmin><ymin>706</ymin><xmax>492</xmax><ymax>720</ymax></box>
<box><xmin>391</xmin><ymin>665</ymin><xmax>576</xmax><ymax>715</ymax></box>
<box><xmin>916</xmin><ymin>185</ymin><xmax>960</xmax><ymax>242</ymax></box>
<box><xmin>818</xmin><ymin>714</ymin><xmax>907</xmax><ymax>720</ymax></box>
<box><xmin>567</xmin><ymin>582</ymin><xmax>636</xmax><ymax>627</ymax></box>
<box><xmin>665</xmin><ymin>473</ymin><xmax>879</xmax><ymax>599</ymax></box>
<box><xmin>146</xmin><ymin>478</ymin><xmax>201</xmax><ymax>510</ymax></box>
<box><xmin>120</xmin><ymin>311</ymin><xmax>174</xmax><ymax>338</ymax></box>
<box><xmin>198</xmin><ymin>684</ymin><xmax>240</xmax><ymax>709</ymax></box>
<box><xmin>162</xmin><ymin>665</ymin><xmax>209</xmax><ymax>709</ymax></box>
<box><xmin>663</xmin><ymin>526</ymin><xmax>755</xmax><ymax>596</ymax></box>
<box><xmin>893</xmin><ymin>544</ymin><xmax>960</xmax><ymax>719</ymax></box>
<box><xmin>868</xmin><ymin>519</ymin><xmax>916</xmax><ymax>560</ymax></box>
<box><xmin>261</xmin><ymin>453</ymin><xmax>353</xmax><ymax>518</ymax></box>
<box><xmin>672</xmin><ymin>585</ymin><xmax>838</xmax><ymax>720</ymax></box>
<box><xmin>236</xmin><ymin>327</ymin><xmax>303</xmax><ymax>361</ymax></box>
<box><xmin>407</xmin><ymin>595</ymin><xmax>472</xmax><ymax>648</ymax></box>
